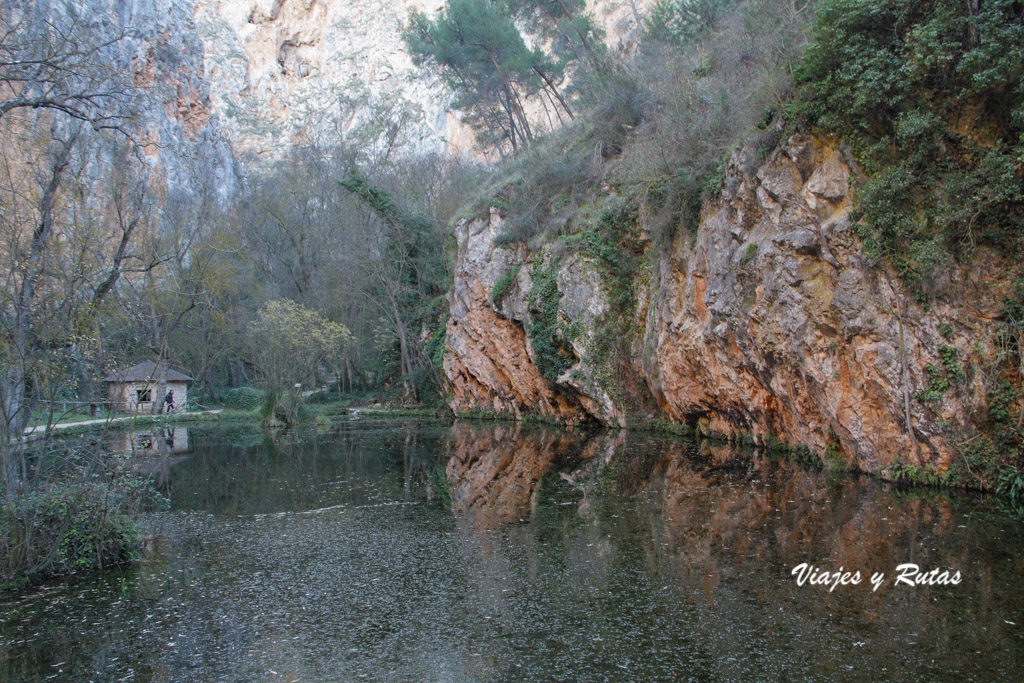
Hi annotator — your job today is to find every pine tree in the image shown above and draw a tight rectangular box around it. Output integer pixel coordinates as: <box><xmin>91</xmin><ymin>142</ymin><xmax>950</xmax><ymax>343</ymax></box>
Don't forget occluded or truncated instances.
<box><xmin>405</xmin><ymin>0</ymin><xmax>561</xmax><ymax>153</ymax></box>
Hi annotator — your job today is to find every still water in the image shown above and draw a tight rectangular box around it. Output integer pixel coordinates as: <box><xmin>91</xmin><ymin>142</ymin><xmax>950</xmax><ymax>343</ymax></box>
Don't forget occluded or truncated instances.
<box><xmin>1</xmin><ymin>420</ymin><xmax>1023</xmax><ymax>681</ymax></box>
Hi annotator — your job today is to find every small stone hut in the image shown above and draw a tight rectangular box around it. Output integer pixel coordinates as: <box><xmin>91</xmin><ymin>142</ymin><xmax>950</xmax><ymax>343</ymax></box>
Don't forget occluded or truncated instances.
<box><xmin>105</xmin><ymin>361</ymin><xmax>192</xmax><ymax>414</ymax></box>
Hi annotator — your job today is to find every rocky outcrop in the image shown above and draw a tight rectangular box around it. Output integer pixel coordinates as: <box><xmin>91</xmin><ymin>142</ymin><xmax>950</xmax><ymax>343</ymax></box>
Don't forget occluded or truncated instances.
<box><xmin>10</xmin><ymin>0</ymin><xmax>243</xmax><ymax>211</ymax></box>
<box><xmin>191</xmin><ymin>0</ymin><xmax>467</xmax><ymax>158</ymax></box>
<box><xmin>189</xmin><ymin>0</ymin><xmax>654</xmax><ymax>159</ymax></box>
<box><xmin>444</xmin><ymin>134</ymin><xmax>1018</xmax><ymax>474</ymax></box>
<box><xmin>124</xmin><ymin>0</ymin><xmax>244</xmax><ymax>205</ymax></box>
<box><xmin>445</xmin><ymin>208</ymin><xmax>624</xmax><ymax>426</ymax></box>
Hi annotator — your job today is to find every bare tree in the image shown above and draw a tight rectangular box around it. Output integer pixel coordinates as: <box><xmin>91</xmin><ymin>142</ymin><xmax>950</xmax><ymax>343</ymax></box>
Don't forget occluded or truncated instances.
<box><xmin>0</xmin><ymin>2</ymin><xmax>146</xmax><ymax>456</ymax></box>
<box><xmin>0</xmin><ymin>0</ymin><xmax>136</xmax><ymax>129</ymax></box>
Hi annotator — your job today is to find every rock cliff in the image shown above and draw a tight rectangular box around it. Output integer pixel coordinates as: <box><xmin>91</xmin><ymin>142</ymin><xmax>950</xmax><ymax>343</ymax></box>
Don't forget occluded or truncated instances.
<box><xmin>444</xmin><ymin>134</ymin><xmax>1018</xmax><ymax>474</ymax></box>
<box><xmin>122</xmin><ymin>0</ymin><xmax>244</xmax><ymax>205</ymax></box>
<box><xmin>189</xmin><ymin>0</ymin><xmax>654</xmax><ymax>159</ymax></box>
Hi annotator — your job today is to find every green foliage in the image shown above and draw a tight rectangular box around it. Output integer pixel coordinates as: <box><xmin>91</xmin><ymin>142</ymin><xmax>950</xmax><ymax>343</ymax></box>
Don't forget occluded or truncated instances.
<box><xmin>491</xmin><ymin>262</ymin><xmax>523</xmax><ymax>303</ymax></box>
<box><xmin>822</xmin><ymin>430</ymin><xmax>855</xmax><ymax>472</ymax></box>
<box><xmin>339</xmin><ymin>167</ymin><xmax>435</xmax><ymax>238</ymax></box>
<box><xmin>456</xmin><ymin>407</ymin><xmax>504</xmax><ymax>421</ymax></box>
<box><xmin>1</xmin><ymin>462</ymin><xmax>163</xmax><ymax>591</ymax></box>
<box><xmin>566</xmin><ymin>197</ymin><xmax>655</xmax><ymax>412</ymax></box>
<box><xmin>758</xmin><ymin>431</ymin><xmax>815</xmax><ymax>467</ymax></box>
<box><xmin>629</xmin><ymin>416</ymin><xmax>693</xmax><ymax>437</ymax></box>
<box><xmin>1000</xmin><ymin>276</ymin><xmax>1024</xmax><ymax>369</ymax></box>
<box><xmin>645</xmin><ymin>0</ymin><xmax>739</xmax><ymax>46</ymax></box>
<box><xmin>568</xmin><ymin>198</ymin><xmax>642</xmax><ymax>313</ymax></box>
<box><xmin>915</xmin><ymin>344</ymin><xmax>966</xmax><ymax>403</ymax></box>
<box><xmin>521</xmin><ymin>412</ymin><xmax>562</xmax><ymax>426</ymax></box>
<box><xmin>939</xmin><ymin>344</ymin><xmax>964</xmax><ymax>380</ymax></box>
<box><xmin>424</xmin><ymin>314</ymin><xmax>449</xmax><ymax>373</ymax></box>
<box><xmin>258</xmin><ymin>388</ymin><xmax>278</xmax><ymax>425</ymax></box>
<box><xmin>987</xmin><ymin>379</ymin><xmax>1020</xmax><ymax>425</ymax></box>
<box><xmin>258</xmin><ymin>389</ymin><xmax>307</xmax><ymax>428</ymax></box>
<box><xmin>475</xmin><ymin>75</ymin><xmax>648</xmax><ymax>247</ymax></box>
<box><xmin>946</xmin><ymin>278</ymin><xmax>1023</xmax><ymax>496</ymax></box>
<box><xmin>741</xmin><ymin>241</ymin><xmax>758</xmax><ymax>263</ymax></box>
<box><xmin>889</xmin><ymin>459</ymin><xmax>950</xmax><ymax>488</ymax></box>
<box><xmin>304</xmin><ymin>389</ymin><xmax>343</xmax><ymax>405</ymax></box>
<box><xmin>997</xmin><ymin>466</ymin><xmax>1024</xmax><ymax>505</ymax></box>
<box><xmin>223</xmin><ymin>387</ymin><xmax>262</xmax><ymax>411</ymax></box>
<box><xmin>527</xmin><ymin>258</ymin><xmax>577</xmax><ymax>382</ymax></box>
<box><xmin>793</xmin><ymin>0</ymin><xmax>1024</xmax><ymax>295</ymax></box>
<box><xmin>404</xmin><ymin>0</ymin><xmax>577</xmax><ymax>153</ymax></box>
<box><xmin>337</xmin><ymin>164</ymin><xmax>453</xmax><ymax>403</ymax></box>
<box><xmin>427</xmin><ymin>460</ymin><xmax>451</xmax><ymax>507</ymax></box>
<box><xmin>252</xmin><ymin>300</ymin><xmax>353</xmax><ymax>393</ymax></box>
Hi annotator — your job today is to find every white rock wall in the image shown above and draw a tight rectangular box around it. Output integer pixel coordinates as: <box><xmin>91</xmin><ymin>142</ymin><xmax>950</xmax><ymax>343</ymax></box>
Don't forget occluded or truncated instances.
<box><xmin>189</xmin><ymin>0</ymin><xmax>655</xmax><ymax>160</ymax></box>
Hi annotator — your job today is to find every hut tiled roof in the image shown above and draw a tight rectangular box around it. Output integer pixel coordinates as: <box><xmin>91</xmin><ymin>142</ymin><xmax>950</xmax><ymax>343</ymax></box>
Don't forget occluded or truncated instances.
<box><xmin>104</xmin><ymin>361</ymin><xmax>192</xmax><ymax>383</ymax></box>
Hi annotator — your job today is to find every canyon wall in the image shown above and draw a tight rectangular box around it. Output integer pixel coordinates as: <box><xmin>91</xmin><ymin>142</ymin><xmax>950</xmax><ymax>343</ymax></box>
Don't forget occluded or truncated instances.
<box><xmin>444</xmin><ymin>134</ymin><xmax>1017</xmax><ymax>473</ymax></box>
<box><xmin>123</xmin><ymin>0</ymin><xmax>244</xmax><ymax>205</ymax></box>
<box><xmin>189</xmin><ymin>0</ymin><xmax>654</xmax><ymax>159</ymax></box>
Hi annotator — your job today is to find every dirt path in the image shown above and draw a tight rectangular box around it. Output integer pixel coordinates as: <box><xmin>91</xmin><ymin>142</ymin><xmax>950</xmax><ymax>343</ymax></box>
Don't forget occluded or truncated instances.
<box><xmin>23</xmin><ymin>409</ymin><xmax>223</xmax><ymax>435</ymax></box>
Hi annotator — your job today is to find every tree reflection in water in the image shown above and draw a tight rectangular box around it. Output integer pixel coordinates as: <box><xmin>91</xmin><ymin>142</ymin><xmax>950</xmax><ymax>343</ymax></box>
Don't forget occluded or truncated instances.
<box><xmin>1</xmin><ymin>420</ymin><xmax>1021</xmax><ymax>681</ymax></box>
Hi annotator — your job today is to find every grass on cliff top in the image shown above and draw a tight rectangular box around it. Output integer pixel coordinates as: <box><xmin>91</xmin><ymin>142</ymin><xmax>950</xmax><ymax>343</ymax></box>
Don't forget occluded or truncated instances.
<box><xmin>466</xmin><ymin>0</ymin><xmax>810</xmax><ymax>251</ymax></box>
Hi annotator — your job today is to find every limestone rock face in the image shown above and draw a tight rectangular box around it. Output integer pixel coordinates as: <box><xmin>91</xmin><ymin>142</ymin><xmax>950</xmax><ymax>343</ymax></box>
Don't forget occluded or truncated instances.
<box><xmin>192</xmin><ymin>0</ymin><xmax>466</xmax><ymax>158</ymax></box>
<box><xmin>649</xmin><ymin>137</ymin><xmax>977</xmax><ymax>471</ymax></box>
<box><xmin>124</xmin><ymin>0</ymin><xmax>244</xmax><ymax>204</ymax></box>
<box><xmin>11</xmin><ymin>0</ymin><xmax>243</xmax><ymax>209</ymax></box>
<box><xmin>189</xmin><ymin>0</ymin><xmax>654</xmax><ymax>159</ymax></box>
<box><xmin>444</xmin><ymin>134</ymin><xmax>1014</xmax><ymax>473</ymax></box>
<box><xmin>445</xmin><ymin>208</ymin><xmax>624</xmax><ymax>425</ymax></box>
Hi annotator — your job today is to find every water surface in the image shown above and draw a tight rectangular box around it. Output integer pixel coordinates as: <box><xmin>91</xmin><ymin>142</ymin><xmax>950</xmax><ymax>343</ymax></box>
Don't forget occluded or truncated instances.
<box><xmin>1</xmin><ymin>420</ymin><xmax>1022</xmax><ymax>681</ymax></box>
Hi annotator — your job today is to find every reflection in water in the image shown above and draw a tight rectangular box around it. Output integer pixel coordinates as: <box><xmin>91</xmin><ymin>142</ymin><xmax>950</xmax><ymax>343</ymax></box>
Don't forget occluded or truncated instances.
<box><xmin>109</xmin><ymin>426</ymin><xmax>191</xmax><ymax>456</ymax></box>
<box><xmin>1</xmin><ymin>421</ymin><xmax>1022</xmax><ymax>681</ymax></box>
<box><xmin>112</xmin><ymin>427</ymin><xmax>192</xmax><ymax>489</ymax></box>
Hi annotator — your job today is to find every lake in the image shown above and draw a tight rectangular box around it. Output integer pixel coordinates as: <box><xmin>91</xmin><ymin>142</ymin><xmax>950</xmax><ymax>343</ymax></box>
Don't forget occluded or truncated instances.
<box><xmin>1</xmin><ymin>420</ymin><xmax>1022</xmax><ymax>681</ymax></box>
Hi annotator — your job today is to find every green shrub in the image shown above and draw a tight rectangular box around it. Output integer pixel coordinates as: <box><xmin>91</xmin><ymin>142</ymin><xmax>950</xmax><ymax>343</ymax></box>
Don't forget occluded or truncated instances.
<box><xmin>644</xmin><ymin>0</ymin><xmax>740</xmax><ymax>46</ymax></box>
<box><xmin>793</xmin><ymin>0</ymin><xmax>1024</xmax><ymax>296</ymax></box>
<box><xmin>305</xmin><ymin>388</ymin><xmax>343</xmax><ymax>404</ymax></box>
<box><xmin>425</xmin><ymin>314</ymin><xmax>449</xmax><ymax>373</ymax></box>
<box><xmin>527</xmin><ymin>258</ymin><xmax>577</xmax><ymax>382</ymax></box>
<box><xmin>259</xmin><ymin>390</ymin><xmax>308</xmax><ymax>428</ymax></box>
<box><xmin>223</xmin><ymin>387</ymin><xmax>262</xmax><ymax>410</ymax></box>
<box><xmin>997</xmin><ymin>466</ymin><xmax>1024</xmax><ymax>505</ymax></box>
<box><xmin>1</xmin><ymin>463</ymin><xmax>163</xmax><ymax>591</ymax></box>
<box><xmin>491</xmin><ymin>262</ymin><xmax>523</xmax><ymax>303</ymax></box>
<box><xmin>889</xmin><ymin>460</ymin><xmax>949</xmax><ymax>487</ymax></box>
<box><xmin>741</xmin><ymin>241</ymin><xmax>758</xmax><ymax>263</ymax></box>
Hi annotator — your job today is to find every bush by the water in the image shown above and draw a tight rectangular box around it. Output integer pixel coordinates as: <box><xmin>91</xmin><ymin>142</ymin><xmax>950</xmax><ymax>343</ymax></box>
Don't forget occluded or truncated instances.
<box><xmin>258</xmin><ymin>389</ymin><xmax>309</xmax><ymax>428</ymax></box>
<box><xmin>1</xmin><ymin>457</ymin><xmax>163</xmax><ymax>592</ymax></box>
<box><xmin>223</xmin><ymin>387</ymin><xmax>263</xmax><ymax>410</ymax></box>
<box><xmin>304</xmin><ymin>387</ymin><xmax>343</xmax><ymax>404</ymax></box>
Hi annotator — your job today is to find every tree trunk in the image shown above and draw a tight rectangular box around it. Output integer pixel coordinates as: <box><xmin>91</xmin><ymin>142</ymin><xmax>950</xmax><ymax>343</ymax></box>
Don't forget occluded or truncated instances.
<box><xmin>533</xmin><ymin>67</ymin><xmax>574</xmax><ymax>119</ymax></box>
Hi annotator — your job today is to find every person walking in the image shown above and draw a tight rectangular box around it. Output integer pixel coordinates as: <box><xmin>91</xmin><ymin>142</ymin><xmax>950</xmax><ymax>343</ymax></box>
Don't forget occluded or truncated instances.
<box><xmin>163</xmin><ymin>389</ymin><xmax>174</xmax><ymax>414</ymax></box>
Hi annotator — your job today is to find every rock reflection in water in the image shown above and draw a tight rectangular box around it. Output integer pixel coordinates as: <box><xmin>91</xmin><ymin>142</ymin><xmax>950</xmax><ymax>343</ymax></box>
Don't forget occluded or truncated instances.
<box><xmin>449</xmin><ymin>423</ymin><xmax>585</xmax><ymax>526</ymax></box>
<box><xmin>447</xmin><ymin>428</ymin><xmax>1024</xmax><ymax>680</ymax></box>
<box><xmin>1</xmin><ymin>421</ymin><xmax>1021</xmax><ymax>681</ymax></box>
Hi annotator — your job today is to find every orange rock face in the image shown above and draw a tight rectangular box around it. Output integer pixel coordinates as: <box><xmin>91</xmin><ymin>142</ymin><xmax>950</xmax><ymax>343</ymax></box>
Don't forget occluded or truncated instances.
<box><xmin>446</xmin><ymin>424</ymin><xmax>574</xmax><ymax>528</ymax></box>
<box><xmin>444</xmin><ymin>209</ymin><xmax>595</xmax><ymax>424</ymax></box>
<box><xmin>443</xmin><ymin>135</ymin><xmax>1019</xmax><ymax>474</ymax></box>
